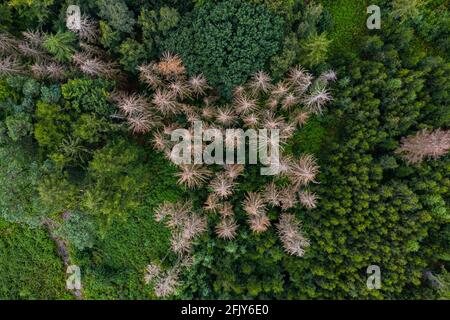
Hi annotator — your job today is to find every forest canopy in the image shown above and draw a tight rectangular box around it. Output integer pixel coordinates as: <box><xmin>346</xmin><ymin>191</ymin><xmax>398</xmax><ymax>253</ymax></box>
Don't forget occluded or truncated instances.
<box><xmin>0</xmin><ymin>0</ymin><xmax>449</xmax><ymax>300</ymax></box>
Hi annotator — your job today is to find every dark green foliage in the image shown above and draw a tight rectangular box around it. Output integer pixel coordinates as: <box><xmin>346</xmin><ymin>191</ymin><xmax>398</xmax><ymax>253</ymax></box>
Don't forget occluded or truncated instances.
<box><xmin>0</xmin><ymin>0</ymin><xmax>448</xmax><ymax>301</ymax></box>
<box><xmin>3</xmin><ymin>0</ymin><xmax>54</xmax><ymax>30</ymax></box>
<box><xmin>281</xmin><ymin>29</ymin><xmax>450</xmax><ymax>299</ymax></box>
<box><xmin>5</xmin><ymin>112</ymin><xmax>32</xmax><ymax>142</ymax></box>
<box><xmin>288</xmin><ymin>117</ymin><xmax>327</xmax><ymax>156</ymax></box>
<box><xmin>97</xmin><ymin>0</ymin><xmax>135</xmax><ymax>34</ymax></box>
<box><xmin>138</xmin><ymin>6</ymin><xmax>181</xmax><ymax>57</ymax></box>
<box><xmin>163</xmin><ymin>0</ymin><xmax>284</xmax><ymax>97</ymax></box>
<box><xmin>180</xmin><ymin>229</ymin><xmax>286</xmax><ymax>299</ymax></box>
<box><xmin>119</xmin><ymin>39</ymin><xmax>147</xmax><ymax>72</ymax></box>
<box><xmin>411</xmin><ymin>0</ymin><xmax>450</xmax><ymax>57</ymax></box>
<box><xmin>268</xmin><ymin>2</ymin><xmax>331</xmax><ymax>78</ymax></box>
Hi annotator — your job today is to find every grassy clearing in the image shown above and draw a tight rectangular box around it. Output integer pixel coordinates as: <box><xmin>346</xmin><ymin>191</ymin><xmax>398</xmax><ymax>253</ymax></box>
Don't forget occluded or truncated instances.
<box><xmin>0</xmin><ymin>219</ymin><xmax>71</xmax><ymax>299</ymax></box>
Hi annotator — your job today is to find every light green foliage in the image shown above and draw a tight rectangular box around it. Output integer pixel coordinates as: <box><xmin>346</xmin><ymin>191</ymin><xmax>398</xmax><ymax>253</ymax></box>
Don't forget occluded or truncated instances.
<box><xmin>0</xmin><ymin>219</ymin><xmax>71</xmax><ymax>299</ymax></box>
<box><xmin>321</xmin><ymin>0</ymin><xmax>366</xmax><ymax>58</ymax></box>
<box><xmin>391</xmin><ymin>0</ymin><xmax>426</xmax><ymax>23</ymax></box>
<box><xmin>75</xmin><ymin>152</ymin><xmax>182</xmax><ymax>299</ymax></box>
<box><xmin>163</xmin><ymin>0</ymin><xmax>284</xmax><ymax>97</ymax></box>
<box><xmin>299</xmin><ymin>32</ymin><xmax>331</xmax><ymax>67</ymax></box>
<box><xmin>34</xmin><ymin>101</ymin><xmax>70</xmax><ymax>150</ymax></box>
<box><xmin>0</xmin><ymin>145</ymin><xmax>43</xmax><ymax>226</ymax></box>
<box><xmin>54</xmin><ymin>211</ymin><xmax>98</xmax><ymax>250</ymax></box>
<box><xmin>43</xmin><ymin>32</ymin><xmax>77</xmax><ymax>62</ymax></box>
<box><xmin>81</xmin><ymin>138</ymin><xmax>148</xmax><ymax>223</ymax></box>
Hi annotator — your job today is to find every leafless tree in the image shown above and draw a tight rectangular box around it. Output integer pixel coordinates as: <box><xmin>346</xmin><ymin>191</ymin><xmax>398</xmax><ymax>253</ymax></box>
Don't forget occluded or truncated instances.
<box><xmin>264</xmin><ymin>181</ymin><xmax>281</xmax><ymax>207</ymax></box>
<box><xmin>234</xmin><ymin>94</ymin><xmax>257</xmax><ymax>114</ymax></box>
<box><xmin>243</xmin><ymin>192</ymin><xmax>266</xmax><ymax>216</ymax></box>
<box><xmin>75</xmin><ymin>16</ymin><xmax>99</xmax><ymax>43</ymax></box>
<box><xmin>181</xmin><ymin>214</ymin><xmax>208</xmax><ymax>240</ymax></box>
<box><xmin>116</xmin><ymin>93</ymin><xmax>150</xmax><ymax>116</ymax></box>
<box><xmin>204</xmin><ymin>193</ymin><xmax>220</xmax><ymax>213</ymax></box>
<box><xmin>154</xmin><ymin>269</ymin><xmax>179</xmax><ymax>298</ymax></box>
<box><xmin>0</xmin><ymin>57</ymin><xmax>25</xmax><ymax>76</ymax></box>
<box><xmin>249</xmin><ymin>70</ymin><xmax>272</xmax><ymax>94</ymax></box>
<box><xmin>262</xmin><ymin>110</ymin><xmax>285</xmax><ymax>130</ymax></box>
<box><xmin>247</xmin><ymin>212</ymin><xmax>270</xmax><ymax>233</ymax></box>
<box><xmin>216</xmin><ymin>105</ymin><xmax>236</xmax><ymax>126</ymax></box>
<box><xmin>73</xmin><ymin>52</ymin><xmax>121</xmax><ymax>79</ymax></box>
<box><xmin>201</xmin><ymin>106</ymin><xmax>215</xmax><ymax>121</ymax></box>
<box><xmin>80</xmin><ymin>42</ymin><xmax>106</xmax><ymax>58</ymax></box>
<box><xmin>156</xmin><ymin>51</ymin><xmax>186</xmax><ymax>79</ymax></box>
<box><xmin>144</xmin><ymin>263</ymin><xmax>162</xmax><ymax>284</ymax></box>
<box><xmin>216</xmin><ymin>217</ymin><xmax>238</xmax><ymax>239</ymax></box>
<box><xmin>188</xmin><ymin>74</ymin><xmax>209</xmax><ymax>97</ymax></box>
<box><xmin>138</xmin><ymin>63</ymin><xmax>162</xmax><ymax>89</ymax></box>
<box><xmin>299</xmin><ymin>190</ymin><xmax>319</xmax><ymax>209</ymax></box>
<box><xmin>152</xmin><ymin>89</ymin><xmax>178</xmax><ymax>115</ymax></box>
<box><xmin>219</xmin><ymin>202</ymin><xmax>234</xmax><ymax>218</ymax></box>
<box><xmin>152</xmin><ymin>130</ymin><xmax>170</xmax><ymax>152</ymax></box>
<box><xmin>288</xmin><ymin>154</ymin><xmax>320</xmax><ymax>187</ymax></box>
<box><xmin>271</xmin><ymin>81</ymin><xmax>289</xmax><ymax>98</ymax></box>
<box><xmin>303</xmin><ymin>86</ymin><xmax>332</xmax><ymax>114</ymax></box>
<box><xmin>276</xmin><ymin>213</ymin><xmax>310</xmax><ymax>257</ymax></box>
<box><xmin>31</xmin><ymin>62</ymin><xmax>67</xmax><ymax>80</ymax></box>
<box><xmin>210</xmin><ymin>173</ymin><xmax>236</xmax><ymax>199</ymax></box>
<box><xmin>279</xmin><ymin>187</ymin><xmax>298</xmax><ymax>210</ymax></box>
<box><xmin>281</xmin><ymin>92</ymin><xmax>298</xmax><ymax>110</ymax></box>
<box><xmin>266</xmin><ymin>98</ymin><xmax>278</xmax><ymax>110</ymax></box>
<box><xmin>0</xmin><ymin>33</ymin><xmax>19</xmax><ymax>55</ymax></box>
<box><xmin>395</xmin><ymin>129</ymin><xmax>450</xmax><ymax>164</ymax></box>
<box><xmin>292</xmin><ymin>110</ymin><xmax>310</xmax><ymax>127</ymax></box>
<box><xmin>18</xmin><ymin>41</ymin><xmax>46</xmax><ymax>60</ymax></box>
<box><xmin>319</xmin><ymin>69</ymin><xmax>337</xmax><ymax>83</ymax></box>
<box><xmin>243</xmin><ymin>113</ymin><xmax>259</xmax><ymax>128</ymax></box>
<box><xmin>176</xmin><ymin>165</ymin><xmax>212</xmax><ymax>189</ymax></box>
<box><xmin>224</xmin><ymin>164</ymin><xmax>245</xmax><ymax>180</ymax></box>
<box><xmin>233</xmin><ymin>85</ymin><xmax>246</xmax><ymax>98</ymax></box>
<box><xmin>22</xmin><ymin>30</ymin><xmax>44</xmax><ymax>48</ymax></box>
<box><xmin>127</xmin><ymin>112</ymin><xmax>154</xmax><ymax>134</ymax></box>
<box><xmin>288</xmin><ymin>66</ymin><xmax>313</xmax><ymax>94</ymax></box>
<box><xmin>169</xmin><ymin>80</ymin><xmax>191</xmax><ymax>99</ymax></box>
